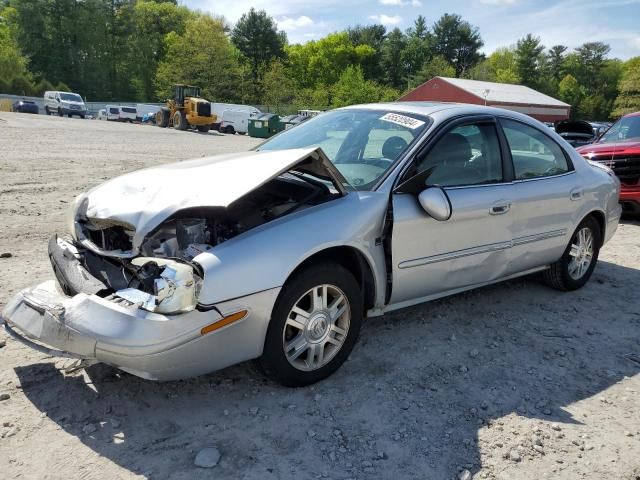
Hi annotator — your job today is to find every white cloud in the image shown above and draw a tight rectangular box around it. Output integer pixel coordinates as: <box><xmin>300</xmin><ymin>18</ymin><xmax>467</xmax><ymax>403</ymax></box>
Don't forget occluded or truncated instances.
<box><xmin>379</xmin><ymin>0</ymin><xmax>421</xmax><ymax>5</ymax></box>
<box><xmin>277</xmin><ymin>15</ymin><xmax>314</xmax><ymax>30</ymax></box>
<box><xmin>368</xmin><ymin>14</ymin><xmax>403</xmax><ymax>25</ymax></box>
<box><xmin>479</xmin><ymin>0</ymin><xmax>517</xmax><ymax>4</ymax></box>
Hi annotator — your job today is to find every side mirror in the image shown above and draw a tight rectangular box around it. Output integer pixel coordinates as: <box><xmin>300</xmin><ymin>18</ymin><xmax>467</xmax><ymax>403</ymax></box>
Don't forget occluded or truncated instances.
<box><xmin>418</xmin><ymin>187</ymin><xmax>451</xmax><ymax>221</ymax></box>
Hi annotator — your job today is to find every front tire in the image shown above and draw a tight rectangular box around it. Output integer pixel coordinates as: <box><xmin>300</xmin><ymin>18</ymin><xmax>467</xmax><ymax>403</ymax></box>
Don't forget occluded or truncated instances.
<box><xmin>173</xmin><ymin>110</ymin><xmax>188</xmax><ymax>130</ymax></box>
<box><xmin>197</xmin><ymin>125</ymin><xmax>210</xmax><ymax>132</ymax></box>
<box><xmin>543</xmin><ymin>216</ymin><xmax>601</xmax><ymax>291</ymax></box>
<box><xmin>259</xmin><ymin>262</ymin><xmax>362</xmax><ymax>387</ymax></box>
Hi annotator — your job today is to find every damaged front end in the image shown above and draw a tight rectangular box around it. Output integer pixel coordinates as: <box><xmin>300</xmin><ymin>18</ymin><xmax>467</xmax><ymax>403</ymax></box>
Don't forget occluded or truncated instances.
<box><xmin>1</xmin><ymin>147</ymin><xmax>348</xmax><ymax>380</ymax></box>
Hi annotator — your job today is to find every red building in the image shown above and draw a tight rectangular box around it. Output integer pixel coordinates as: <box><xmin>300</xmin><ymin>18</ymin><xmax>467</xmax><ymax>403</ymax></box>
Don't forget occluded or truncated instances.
<box><xmin>399</xmin><ymin>76</ymin><xmax>571</xmax><ymax>123</ymax></box>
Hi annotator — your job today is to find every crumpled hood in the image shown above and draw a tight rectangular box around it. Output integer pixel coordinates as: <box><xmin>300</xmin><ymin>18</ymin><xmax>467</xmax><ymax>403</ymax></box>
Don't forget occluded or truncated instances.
<box><xmin>73</xmin><ymin>147</ymin><xmax>347</xmax><ymax>256</ymax></box>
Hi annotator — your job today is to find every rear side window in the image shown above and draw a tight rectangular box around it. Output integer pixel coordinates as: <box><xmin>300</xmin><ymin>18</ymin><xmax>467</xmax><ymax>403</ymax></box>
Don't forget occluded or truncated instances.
<box><xmin>122</xmin><ymin>107</ymin><xmax>136</xmax><ymax>113</ymax></box>
<box><xmin>501</xmin><ymin>119</ymin><xmax>570</xmax><ymax>180</ymax></box>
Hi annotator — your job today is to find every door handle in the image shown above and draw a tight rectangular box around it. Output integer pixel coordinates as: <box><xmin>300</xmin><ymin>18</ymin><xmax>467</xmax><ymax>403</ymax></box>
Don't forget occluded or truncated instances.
<box><xmin>570</xmin><ymin>188</ymin><xmax>583</xmax><ymax>201</ymax></box>
<box><xmin>489</xmin><ymin>203</ymin><xmax>511</xmax><ymax>215</ymax></box>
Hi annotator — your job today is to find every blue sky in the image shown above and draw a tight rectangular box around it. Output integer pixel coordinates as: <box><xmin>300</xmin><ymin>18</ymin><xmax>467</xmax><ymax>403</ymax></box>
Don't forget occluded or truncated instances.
<box><xmin>183</xmin><ymin>0</ymin><xmax>640</xmax><ymax>59</ymax></box>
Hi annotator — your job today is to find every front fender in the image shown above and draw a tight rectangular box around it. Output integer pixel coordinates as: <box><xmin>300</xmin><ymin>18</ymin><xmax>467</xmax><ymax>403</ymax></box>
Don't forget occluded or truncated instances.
<box><xmin>194</xmin><ymin>192</ymin><xmax>389</xmax><ymax>308</ymax></box>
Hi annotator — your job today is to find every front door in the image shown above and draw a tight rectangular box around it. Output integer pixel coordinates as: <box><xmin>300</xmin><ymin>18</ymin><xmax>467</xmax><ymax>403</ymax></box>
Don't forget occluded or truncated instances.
<box><xmin>389</xmin><ymin>118</ymin><xmax>514</xmax><ymax>306</ymax></box>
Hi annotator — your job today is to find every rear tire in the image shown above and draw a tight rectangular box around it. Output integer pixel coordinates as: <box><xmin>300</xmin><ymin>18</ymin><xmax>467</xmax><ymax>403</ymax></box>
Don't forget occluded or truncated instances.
<box><xmin>258</xmin><ymin>262</ymin><xmax>363</xmax><ymax>387</ymax></box>
<box><xmin>45</xmin><ymin>106</ymin><xmax>50</xmax><ymax>115</ymax></box>
<box><xmin>543</xmin><ymin>216</ymin><xmax>601</xmax><ymax>291</ymax></box>
<box><xmin>173</xmin><ymin>110</ymin><xmax>187</xmax><ymax>130</ymax></box>
<box><xmin>197</xmin><ymin>125</ymin><xmax>210</xmax><ymax>133</ymax></box>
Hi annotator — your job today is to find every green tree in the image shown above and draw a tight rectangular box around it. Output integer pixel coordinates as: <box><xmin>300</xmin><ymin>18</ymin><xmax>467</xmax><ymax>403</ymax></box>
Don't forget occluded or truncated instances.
<box><xmin>381</xmin><ymin>27</ymin><xmax>407</xmax><ymax>89</ymax></box>
<box><xmin>409</xmin><ymin>55</ymin><xmax>454</xmax><ymax>88</ymax></box>
<box><xmin>331</xmin><ymin>65</ymin><xmax>397</xmax><ymax>107</ymax></box>
<box><xmin>0</xmin><ymin>5</ymin><xmax>30</xmax><ymax>84</ymax></box>
<box><xmin>293</xmin><ymin>87</ymin><xmax>330</xmax><ymax>110</ymax></box>
<box><xmin>286</xmin><ymin>32</ymin><xmax>375</xmax><ymax>89</ymax></box>
<box><xmin>128</xmin><ymin>1</ymin><xmax>192</xmax><ymax>101</ymax></box>
<box><xmin>33</xmin><ymin>78</ymin><xmax>54</xmax><ymax>96</ymax></box>
<box><xmin>231</xmin><ymin>8</ymin><xmax>285</xmax><ymax>93</ymax></box>
<box><xmin>612</xmin><ymin>61</ymin><xmax>640</xmax><ymax>117</ymax></box>
<box><xmin>575</xmin><ymin>42</ymin><xmax>610</xmax><ymax>92</ymax></box>
<box><xmin>547</xmin><ymin>45</ymin><xmax>567</xmax><ymax>82</ymax></box>
<box><xmin>411</xmin><ymin>15</ymin><xmax>429</xmax><ymax>40</ymax></box>
<box><xmin>347</xmin><ymin>24</ymin><xmax>386</xmax><ymax>81</ymax></box>
<box><xmin>156</xmin><ymin>15</ymin><xmax>242</xmax><ymax>103</ymax></box>
<box><xmin>262</xmin><ymin>59</ymin><xmax>295</xmax><ymax>113</ymax></box>
<box><xmin>9</xmin><ymin>74</ymin><xmax>33</xmax><ymax>95</ymax></box>
<box><xmin>515</xmin><ymin>34</ymin><xmax>545</xmax><ymax>89</ymax></box>
<box><xmin>431</xmin><ymin>13</ymin><xmax>483</xmax><ymax>77</ymax></box>
<box><xmin>558</xmin><ymin>74</ymin><xmax>583</xmax><ymax>117</ymax></box>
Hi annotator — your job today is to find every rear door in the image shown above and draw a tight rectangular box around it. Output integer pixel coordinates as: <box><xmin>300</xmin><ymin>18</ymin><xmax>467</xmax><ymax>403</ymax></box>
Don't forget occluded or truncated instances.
<box><xmin>389</xmin><ymin>116</ymin><xmax>515</xmax><ymax>306</ymax></box>
<box><xmin>498</xmin><ymin>117</ymin><xmax>578</xmax><ymax>274</ymax></box>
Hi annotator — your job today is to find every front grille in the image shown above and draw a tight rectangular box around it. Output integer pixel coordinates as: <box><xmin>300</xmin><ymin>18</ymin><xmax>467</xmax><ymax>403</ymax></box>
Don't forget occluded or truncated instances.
<box><xmin>593</xmin><ymin>155</ymin><xmax>640</xmax><ymax>185</ymax></box>
<box><xmin>197</xmin><ymin>102</ymin><xmax>211</xmax><ymax>117</ymax></box>
<box><xmin>70</xmin><ymin>104</ymin><xmax>80</xmax><ymax>110</ymax></box>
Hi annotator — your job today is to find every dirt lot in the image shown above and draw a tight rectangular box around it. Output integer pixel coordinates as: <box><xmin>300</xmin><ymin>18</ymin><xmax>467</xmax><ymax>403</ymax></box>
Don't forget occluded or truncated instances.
<box><xmin>1</xmin><ymin>112</ymin><xmax>639</xmax><ymax>480</ymax></box>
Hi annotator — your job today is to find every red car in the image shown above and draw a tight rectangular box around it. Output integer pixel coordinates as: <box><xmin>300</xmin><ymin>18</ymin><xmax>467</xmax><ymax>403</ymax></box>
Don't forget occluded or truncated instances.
<box><xmin>576</xmin><ymin>112</ymin><xmax>640</xmax><ymax>214</ymax></box>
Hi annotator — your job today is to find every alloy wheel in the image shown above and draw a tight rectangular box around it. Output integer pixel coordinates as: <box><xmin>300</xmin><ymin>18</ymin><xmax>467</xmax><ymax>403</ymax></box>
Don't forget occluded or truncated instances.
<box><xmin>283</xmin><ymin>284</ymin><xmax>351</xmax><ymax>371</ymax></box>
<box><xmin>568</xmin><ymin>227</ymin><xmax>594</xmax><ymax>280</ymax></box>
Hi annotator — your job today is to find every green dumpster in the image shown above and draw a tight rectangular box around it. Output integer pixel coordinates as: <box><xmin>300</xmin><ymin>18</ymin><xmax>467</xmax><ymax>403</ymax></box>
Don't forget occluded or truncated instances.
<box><xmin>248</xmin><ymin>113</ymin><xmax>282</xmax><ymax>138</ymax></box>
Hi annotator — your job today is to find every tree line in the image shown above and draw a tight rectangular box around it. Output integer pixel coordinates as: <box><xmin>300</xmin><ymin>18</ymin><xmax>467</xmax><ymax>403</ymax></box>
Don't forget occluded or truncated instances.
<box><xmin>1</xmin><ymin>0</ymin><xmax>639</xmax><ymax>118</ymax></box>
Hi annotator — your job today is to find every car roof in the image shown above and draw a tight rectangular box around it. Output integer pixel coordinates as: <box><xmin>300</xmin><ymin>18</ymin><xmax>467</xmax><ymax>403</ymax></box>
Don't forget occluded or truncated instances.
<box><xmin>339</xmin><ymin>101</ymin><xmax>541</xmax><ymax>124</ymax></box>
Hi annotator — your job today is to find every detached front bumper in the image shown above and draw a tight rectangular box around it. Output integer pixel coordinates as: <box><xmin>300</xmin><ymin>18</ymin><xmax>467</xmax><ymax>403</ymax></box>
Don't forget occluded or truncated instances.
<box><xmin>1</xmin><ymin>280</ymin><xmax>280</xmax><ymax>381</ymax></box>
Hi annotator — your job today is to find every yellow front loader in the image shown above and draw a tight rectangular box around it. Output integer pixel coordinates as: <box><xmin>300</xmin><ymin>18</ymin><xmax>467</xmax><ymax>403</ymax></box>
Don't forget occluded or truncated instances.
<box><xmin>156</xmin><ymin>85</ymin><xmax>216</xmax><ymax>132</ymax></box>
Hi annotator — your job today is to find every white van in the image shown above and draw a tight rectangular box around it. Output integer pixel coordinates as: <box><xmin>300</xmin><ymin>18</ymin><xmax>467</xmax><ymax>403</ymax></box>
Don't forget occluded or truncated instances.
<box><xmin>44</xmin><ymin>91</ymin><xmax>87</xmax><ymax>118</ymax></box>
<box><xmin>105</xmin><ymin>105</ymin><xmax>120</xmax><ymax>121</ymax></box>
<box><xmin>219</xmin><ymin>109</ymin><xmax>251</xmax><ymax>134</ymax></box>
<box><xmin>211</xmin><ymin>103</ymin><xmax>260</xmax><ymax>129</ymax></box>
<box><xmin>119</xmin><ymin>106</ymin><xmax>137</xmax><ymax>123</ymax></box>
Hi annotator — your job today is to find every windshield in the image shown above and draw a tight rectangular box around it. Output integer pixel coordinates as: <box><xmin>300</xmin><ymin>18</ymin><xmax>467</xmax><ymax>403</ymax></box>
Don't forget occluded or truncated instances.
<box><xmin>258</xmin><ymin>109</ymin><xmax>430</xmax><ymax>189</ymax></box>
<box><xmin>60</xmin><ymin>93</ymin><xmax>83</xmax><ymax>102</ymax></box>
<box><xmin>598</xmin><ymin>115</ymin><xmax>640</xmax><ymax>143</ymax></box>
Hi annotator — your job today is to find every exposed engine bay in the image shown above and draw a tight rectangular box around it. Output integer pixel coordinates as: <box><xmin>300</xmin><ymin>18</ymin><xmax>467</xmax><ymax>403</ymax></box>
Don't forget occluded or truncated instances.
<box><xmin>58</xmin><ymin>173</ymin><xmax>340</xmax><ymax>313</ymax></box>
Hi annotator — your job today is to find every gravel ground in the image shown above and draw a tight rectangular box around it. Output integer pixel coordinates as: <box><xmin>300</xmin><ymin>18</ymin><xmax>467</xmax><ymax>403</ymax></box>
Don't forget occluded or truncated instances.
<box><xmin>1</xmin><ymin>112</ymin><xmax>639</xmax><ymax>480</ymax></box>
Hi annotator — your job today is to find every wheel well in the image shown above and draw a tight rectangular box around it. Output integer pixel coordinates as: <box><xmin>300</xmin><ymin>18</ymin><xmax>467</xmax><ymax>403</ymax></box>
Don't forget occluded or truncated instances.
<box><xmin>587</xmin><ymin>210</ymin><xmax>605</xmax><ymax>246</ymax></box>
<box><xmin>288</xmin><ymin>247</ymin><xmax>376</xmax><ymax>312</ymax></box>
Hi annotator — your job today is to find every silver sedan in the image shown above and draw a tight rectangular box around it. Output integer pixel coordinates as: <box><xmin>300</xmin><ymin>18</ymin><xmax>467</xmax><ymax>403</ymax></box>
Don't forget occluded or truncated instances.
<box><xmin>1</xmin><ymin>103</ymin><xmax>622</xmax><ymax>386</ymax></box>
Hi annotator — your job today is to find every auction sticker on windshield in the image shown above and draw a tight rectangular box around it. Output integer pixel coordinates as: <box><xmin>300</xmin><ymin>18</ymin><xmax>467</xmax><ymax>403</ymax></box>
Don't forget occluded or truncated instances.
<box><xmin>380</xmin><ymin>113</ymin><xmax>425</xmax><ymax>129</ymax></box>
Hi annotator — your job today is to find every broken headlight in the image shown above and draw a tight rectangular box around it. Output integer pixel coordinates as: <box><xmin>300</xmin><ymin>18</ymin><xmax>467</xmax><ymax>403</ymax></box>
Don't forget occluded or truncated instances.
<box><xmin>66</xmin><ymin>194</ymin><xmax>84</xmax><ymax>239</ymax></box>
<box><xmin>115</xmin><ymin>258</ymin><xmax>202</xmax><ymax>314</ymax></box>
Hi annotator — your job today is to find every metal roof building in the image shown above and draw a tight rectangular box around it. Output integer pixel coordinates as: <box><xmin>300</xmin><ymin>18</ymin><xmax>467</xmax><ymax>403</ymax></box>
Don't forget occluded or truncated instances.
<box><xmin>399</xmin><ymin>77</ymin><xmax>571</xmax><ymax>122</ymax></box>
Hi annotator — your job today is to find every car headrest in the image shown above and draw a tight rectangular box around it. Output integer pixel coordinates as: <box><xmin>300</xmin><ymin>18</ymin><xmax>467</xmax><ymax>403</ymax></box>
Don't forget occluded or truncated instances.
<box><xmin>382</xmin><ymin>136</ymin><xmax>409</xmax><ymax>160</ymax></box>
<box><xmin>431</xmin><ymin>133</ymin><xmax>472</xmax><ymax>166</ymax></box>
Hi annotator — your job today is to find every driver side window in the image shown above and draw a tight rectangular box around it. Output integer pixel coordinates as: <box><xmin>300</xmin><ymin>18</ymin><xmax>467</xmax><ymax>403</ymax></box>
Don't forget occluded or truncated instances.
<box><xmin>415</xmin><ymin>123</ymin><xmax>503</xmax><ymax>187</ymax></box>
